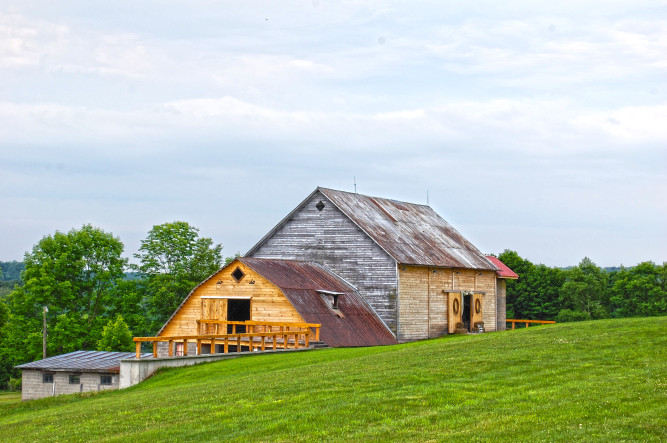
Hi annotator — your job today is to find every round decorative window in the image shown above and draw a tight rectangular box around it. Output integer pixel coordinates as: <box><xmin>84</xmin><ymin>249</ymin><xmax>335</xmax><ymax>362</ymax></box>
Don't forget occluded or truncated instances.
<box><xmin>453</xmin><ymin>298</ymin><xmax>460</xmax><ymax>315</ymax></box>
<box><xmin>475</xmin><ymin>298</ymin><xmax>482</xmax><ymax>314</ymax></box>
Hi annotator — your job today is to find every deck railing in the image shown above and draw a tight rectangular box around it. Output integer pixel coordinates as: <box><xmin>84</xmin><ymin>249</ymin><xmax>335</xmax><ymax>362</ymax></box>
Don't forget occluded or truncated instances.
<box><xmin>506</xmin><ymin>319</ymin><xmax>556</xmax><ymax>330</ymax></box>
<box><xmin>133</xmin><ymin>321</ymin><xmax>321</xmax><ymax>359</ymax></box>
<box><xmin>196</xmin><ymin>320</ymin><xmax>321</xmax><ymax>341</ymax></box>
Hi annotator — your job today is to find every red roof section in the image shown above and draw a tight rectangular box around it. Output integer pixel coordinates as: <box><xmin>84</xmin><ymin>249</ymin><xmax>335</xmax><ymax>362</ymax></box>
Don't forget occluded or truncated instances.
<box><xmin>485</xmin><ymin>256</ymin><xmax>519</xmax><ymax>279</ymax></box>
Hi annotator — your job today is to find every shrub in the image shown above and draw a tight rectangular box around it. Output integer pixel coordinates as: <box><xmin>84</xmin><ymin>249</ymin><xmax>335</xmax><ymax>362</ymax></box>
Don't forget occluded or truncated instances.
<box><xmin>8</xmin><ymin>377</ymin><xmax>21</xmax><ymax>391</ymax></box>
<box><xmin>555</xmin><ymin>309</ymin><xmax>590</xmax><ymax>323</ymax></box>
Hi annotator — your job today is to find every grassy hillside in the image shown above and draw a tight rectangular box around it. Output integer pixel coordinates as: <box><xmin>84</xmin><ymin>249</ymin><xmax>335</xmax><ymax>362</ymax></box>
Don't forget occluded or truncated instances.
<box><xmin>1</xmin><ymin>317</ymin><xmax>665</xmax><ymax>442</ymax></box>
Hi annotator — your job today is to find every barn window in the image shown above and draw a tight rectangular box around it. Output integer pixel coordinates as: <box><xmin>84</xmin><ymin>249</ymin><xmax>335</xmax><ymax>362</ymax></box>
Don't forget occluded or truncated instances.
<box><xmin>231</xmin><ymin>267</ymin><xmax>245</xmax><ymax>282</ymax></box>
<box><xmin>43</xmin><ymin>373</ymin><xmax>54</xmax><ymax>383</ymax></box>
<box><xmin>316</xmin><ymin>201</ymin><xmax>325</xmax><ymax>211</ymax></box>
<box><xmin>69</xmin><ymin>374</ymin><xmax>80</xmax><ymax>384</ymax></box>
<box><xmin>100</xmin><ymin>375</ymin><xmax>113</xmax><ymax>385</ymax></box>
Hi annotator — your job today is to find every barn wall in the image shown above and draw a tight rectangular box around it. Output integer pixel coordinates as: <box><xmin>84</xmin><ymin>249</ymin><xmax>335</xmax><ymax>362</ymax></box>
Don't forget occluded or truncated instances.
<box><xmin>159</xmin><ymin>260</ymin><xmax>304</xmax><ymax>337</ymax></box>
<box><xmin>249</xmin><ymin>191</ymin><xmax>399</xmax><ymax>334</ymax></box>
<box><xmin>21</xmin><ymin>370</ymin><xmax>118</xmax><ymax>401</ymax></box>
<box><xmin>397</xmin><ymin>266</ymin><xmax>497</xmax><ymax>341</ymax></box>
<box><xmin>496</xmin><ymin>278</ymin><xmax>507</xmax><ymax>331</ymax></box>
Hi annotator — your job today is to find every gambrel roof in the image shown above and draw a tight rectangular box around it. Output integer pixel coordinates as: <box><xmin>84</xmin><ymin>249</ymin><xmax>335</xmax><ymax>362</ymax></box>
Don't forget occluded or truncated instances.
<box><xmin>247</xmin><ymin>187</ymin><xmax>498</xmax><ymax>271</ymax></box>
<box><xmin>240</xmin><ymin>258</ymin><xmax>396</xmax><ymax>347</ymax></box>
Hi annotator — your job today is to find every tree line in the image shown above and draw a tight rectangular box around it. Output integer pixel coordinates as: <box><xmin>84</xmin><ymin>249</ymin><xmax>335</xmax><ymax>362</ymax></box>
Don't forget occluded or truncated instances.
<box><xmin>498</xmin><ymin>250</ymin><xmax>667</xmax><ymax>322</ymax></box>
<box><xmin>0</xmin><ymin>222</ymin><xmax>229</xmax><ymax>389</ymax></box>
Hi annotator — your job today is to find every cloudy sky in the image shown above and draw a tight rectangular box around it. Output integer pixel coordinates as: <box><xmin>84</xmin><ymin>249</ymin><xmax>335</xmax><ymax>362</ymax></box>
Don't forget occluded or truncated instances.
<box><xmin>1</xmin><ymin>1</ymin><xmax>665</xmax><ymax>268</ymax></box>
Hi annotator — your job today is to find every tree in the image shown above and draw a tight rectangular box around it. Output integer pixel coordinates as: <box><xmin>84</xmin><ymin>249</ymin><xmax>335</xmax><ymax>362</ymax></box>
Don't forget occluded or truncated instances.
<box><xmin>609</xmin><ymin>262</ymin><xmax>667</xmax><ymax>317</ymax></box>
<box><xmin>559</xmin><ymin>257</ymin><xmax>607</xmax><ymax>319</ymax></box>
<box><xmin>97</xmin><ymin>316</ymin><xmax>134</xmax><ymax>352</ymax></box>
<box><xmin>134</xmin><ymin>221</ymin><xmax>223</xmax><ymax>329</ymax></box>
<box><xmin>9</xmin><ymin>224</ymin><xmax>127</xmax><ymax>357</ymax></box>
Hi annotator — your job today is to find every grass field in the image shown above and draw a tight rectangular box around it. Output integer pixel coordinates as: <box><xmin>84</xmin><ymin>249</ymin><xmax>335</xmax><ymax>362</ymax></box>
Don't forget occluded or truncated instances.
<box><xmin>0</xmin><ymin>317</ymin><xmax>665</xmax><ymax>442</ymax></box>
<box><xmin>0</xmin><ymin>391</ymin><xmax>20</xmax><ymax>406</ymax></box>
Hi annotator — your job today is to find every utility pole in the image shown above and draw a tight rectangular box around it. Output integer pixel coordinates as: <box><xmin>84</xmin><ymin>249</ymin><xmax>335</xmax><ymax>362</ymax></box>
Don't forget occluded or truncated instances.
<box><xmin>43</xmin><ymin>306</ymin><xmax>48</xmax><ymax>359</ymax></box>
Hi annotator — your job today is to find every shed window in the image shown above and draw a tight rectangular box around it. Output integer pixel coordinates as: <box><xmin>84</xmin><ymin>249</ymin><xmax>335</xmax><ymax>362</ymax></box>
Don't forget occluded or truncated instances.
<box><xmin>43</xmin><ymin>373</ymin><xmax>54</xmax><ymax>383</ymax></box>
<box><xmin>100</xmin><ymin>375</ymin><xmax>113</xmax><ymax>385</ymax></box>
<box><xmin>231</xmin><ymin>267</ymin><xmax>245</xmax><ymax>282</ymax></box>
<box><xmin>69</xmin><ymin>374</ymin><xmax>80</xmax><ymax>384</ymax></box>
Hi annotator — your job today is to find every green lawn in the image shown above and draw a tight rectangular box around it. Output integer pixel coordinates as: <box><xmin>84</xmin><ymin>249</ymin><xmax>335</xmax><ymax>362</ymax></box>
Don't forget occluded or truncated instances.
<box><xmin>0</xmin><ymin>391</ymin><xmax>20</xmax><ymax>406</ymax></box>
<box><xmin>1</xmin><ymin>317</ymin><xmax>665</xmax><ymax>442</ymax></box>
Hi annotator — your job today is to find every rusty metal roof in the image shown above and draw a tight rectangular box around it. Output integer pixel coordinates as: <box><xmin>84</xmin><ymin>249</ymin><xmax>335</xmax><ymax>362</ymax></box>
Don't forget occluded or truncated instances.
<box><xmin>240</xmin><ymin>257</ymin><xmax>397</xmax><ymax>347</ymax></box>
<box><xmin>318</xmin><ymin>188</ymin><xmax>497</xmax><ymax>270</ymax></box>
<box><xmin>15</xmin><ymin>350</ymin><xmax>151</xmax><ymax>373</ymax></box>
<box><xmin>485</xmin><ymin>256</ymin><xmax>519</xmax><ymax>279</ymax></box>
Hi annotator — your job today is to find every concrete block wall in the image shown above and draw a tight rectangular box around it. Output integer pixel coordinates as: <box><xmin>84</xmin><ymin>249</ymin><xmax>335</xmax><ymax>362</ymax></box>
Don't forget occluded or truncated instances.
<box><xmin>21</xmin><ymin>369</ymin><xmax>119</xmax><ymax>401</ymax></box>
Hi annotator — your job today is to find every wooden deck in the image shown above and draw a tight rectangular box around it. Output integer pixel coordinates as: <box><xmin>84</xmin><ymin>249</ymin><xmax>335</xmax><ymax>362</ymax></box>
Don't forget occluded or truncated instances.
<box><xmin>133</xmin><ymin>320</ymin><xmax>321</xmax><ymax>359</ymax></box>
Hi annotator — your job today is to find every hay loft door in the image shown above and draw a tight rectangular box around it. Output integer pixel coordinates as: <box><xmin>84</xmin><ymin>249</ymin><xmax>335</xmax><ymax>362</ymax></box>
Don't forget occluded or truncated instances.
<box><xmin>447</xmin><ymin>292</ymin><xmax>462</xmax><ymax>334</ymax></box>
<box><xmin>227</xmin><ymin>298</ymin><xmax>251</xmax><ymax>333</ymax></box>
<box><xmin>201</xmin><ymin>296</ymin><xmax>227</xmax><ymax>334</ymax></box>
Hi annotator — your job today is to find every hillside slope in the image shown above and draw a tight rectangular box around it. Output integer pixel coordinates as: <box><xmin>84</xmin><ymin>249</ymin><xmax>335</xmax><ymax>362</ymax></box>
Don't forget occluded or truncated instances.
<box><xmin>1</xmin><ymin>317</ymin><xmax>665</xmax><ymax>442</ymax></box>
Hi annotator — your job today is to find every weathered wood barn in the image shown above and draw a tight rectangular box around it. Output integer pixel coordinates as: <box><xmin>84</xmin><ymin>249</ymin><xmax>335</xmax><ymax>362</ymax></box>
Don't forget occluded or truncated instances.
<box><xmin>158</xmin><ymin>187</ymin><xmax>515</xmax><ymax>347</ymax></box>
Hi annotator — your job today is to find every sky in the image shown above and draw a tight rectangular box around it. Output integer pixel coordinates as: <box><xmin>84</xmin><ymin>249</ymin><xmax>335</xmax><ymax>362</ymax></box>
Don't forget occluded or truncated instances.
<box><xmin>1</xmin><ymin>1</ymin><xmax>666</xmax><ymax>268</ymax></box>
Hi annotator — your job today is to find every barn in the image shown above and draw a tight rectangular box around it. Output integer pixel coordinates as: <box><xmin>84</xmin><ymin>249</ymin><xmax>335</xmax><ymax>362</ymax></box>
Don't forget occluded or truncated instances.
<box><xmin>246</xmin><ymin>187</ymin><xmax>510</xmax><ymax>342</ymax></box>
<box><xmin>157</xmin><ymin>187</ymin><xmax>515</xmax><ymax>346</ymax></box>
<box><xmin>158</xmin><ymin>257</ymin><xmax>397</xmax><ymax>350</ymax></box>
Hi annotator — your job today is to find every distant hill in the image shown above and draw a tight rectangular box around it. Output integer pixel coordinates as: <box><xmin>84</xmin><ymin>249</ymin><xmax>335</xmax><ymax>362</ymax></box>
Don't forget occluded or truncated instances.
<box><xmin>1</xmin><ymin>317</ymin><xmax>664</xmax><ymax>441</ymax></box>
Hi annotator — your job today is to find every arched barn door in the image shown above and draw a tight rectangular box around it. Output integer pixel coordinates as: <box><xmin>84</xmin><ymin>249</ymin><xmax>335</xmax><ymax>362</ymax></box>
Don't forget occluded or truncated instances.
<box><xmin>471</xmin><ymin>293</ymin><xmax>484</xmax><ymax>332</ymax></box>
<box><xmin>447</xmin><ymin>292</ymin><xmax>462</xmax><ymax>334</ymax></box>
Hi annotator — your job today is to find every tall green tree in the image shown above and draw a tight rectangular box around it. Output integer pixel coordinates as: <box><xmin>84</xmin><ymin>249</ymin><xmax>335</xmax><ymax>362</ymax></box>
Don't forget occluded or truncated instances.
<box><xmin>559</xmin><ymin>257</ymin><xmax>608</xmax><ymax>319</ymax></box>
<box><xmin>134</xmin><ymin>221</ymin><xmax>223</xmax><ymax>329</ymax></box>
<box><xmin>9</xmin><ymin>224</ymin><xmax>127</xmax><ymax>357</ymax></box>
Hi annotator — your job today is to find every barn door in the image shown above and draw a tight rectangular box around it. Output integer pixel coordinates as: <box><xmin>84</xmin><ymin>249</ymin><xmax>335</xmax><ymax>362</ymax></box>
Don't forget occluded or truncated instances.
<box><xmin>200</xmin><ymin>298</ymin><xmax>226</xmax><ymax>334</ymax></box>
<box><xmin>471</xmin><ymin>293</ymin><xmax>484</xmax><ymax>332</ymax></box>
<box><xmin>447</xmin><ymin>292</ymin><xmax>462</xmax><ymax>334</ymax></box>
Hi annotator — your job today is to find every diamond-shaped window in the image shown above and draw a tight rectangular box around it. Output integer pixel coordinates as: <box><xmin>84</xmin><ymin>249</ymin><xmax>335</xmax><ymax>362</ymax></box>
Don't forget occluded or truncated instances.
<box><xmin>231</xmin><ymin>267</ymin><xmax>245</xmax><ymax>282</ymax></box>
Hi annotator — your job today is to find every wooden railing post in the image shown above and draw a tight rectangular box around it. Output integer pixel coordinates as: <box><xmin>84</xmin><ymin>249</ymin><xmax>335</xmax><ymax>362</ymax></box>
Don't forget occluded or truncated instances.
<box><xmin>168</xmin><ymin>340</ymin><xmax>174</xmax><ymax>357</ymax></box>
<box><xmin>237</xmin><ymin>335</ymin><xmax>242</xmax><ymax>352</ymax></box>
<box><xmin>135</xmin><ymin>341</ymin><xmax>141</xmax><ymax>359</ymax></box>
<box><xmin>152</xmin><ymin>342</ymin><xmax>158</xmax><ymax>358</ymax></box>
<box><xmin>196</xmin><ymin>339</ymin><xmax>201</xmax><ymax>355</ymax></box>
<box><xmin>224</xmin><ymin>337</ymin><xmax>229</xmax><ymax>354</ymax></box>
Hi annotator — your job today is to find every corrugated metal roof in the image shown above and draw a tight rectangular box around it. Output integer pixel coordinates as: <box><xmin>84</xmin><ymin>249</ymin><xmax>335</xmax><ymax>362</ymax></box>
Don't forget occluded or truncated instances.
<box><xmin>318</xmin><ymin>188</ymin><xmax>498</xmax><ymax>270</ymax></box>
<box><xmin>240</xmin><ymin>258</ymin><xmax>397</xmax><ymax>347</ymax></box>
<box><xmin>15</xmin><ymin>350</ymin><xmax>151</xmax><ymax>373</ymax></box>
<box><xmin>485</xmin><ymin>256</ymin><xmax>519</xmax><ymax>279</ymax></box>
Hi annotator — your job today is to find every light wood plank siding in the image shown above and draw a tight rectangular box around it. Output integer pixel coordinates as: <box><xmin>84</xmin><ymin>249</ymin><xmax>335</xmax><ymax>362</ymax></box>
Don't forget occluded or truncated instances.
<box><xmin>397</xmin><ymin>266</ymin><xmax>497</xmax><ymax>340</ymax></box>
<box><xmin>160</xmin><ymin>261</ymin><xmax>304</xmax><ymax>337</ymax></box>
<box><xmin>249</xmin><ymin>191</ymin><xmax>399</xmax><ymax>334</ymax></box>
<box><xmin>496</xmin><ymin>279</ymin><xmax>507</xmax><ymax>331</ymax></box>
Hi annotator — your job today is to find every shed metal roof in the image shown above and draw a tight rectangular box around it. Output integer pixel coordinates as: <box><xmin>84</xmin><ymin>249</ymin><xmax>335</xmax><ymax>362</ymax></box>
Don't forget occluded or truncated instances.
<box><xmin>15</xmin><ymin>350</ymin><xmax>151</xmax><ymax>373</ymax></box>
<box><xmin>485</xmin><ymin>256</ymin><xmax>519</xmax><ymax>279</ymax></box>
<box><xmin>239</xmin><ymin>258</ymin><xmax>397</xmax><ymax>347</ymax></box>
<box><xmin>247</xmin><ymin>187</ymin><xmax>498</xmax><ymax>271</ymax></box>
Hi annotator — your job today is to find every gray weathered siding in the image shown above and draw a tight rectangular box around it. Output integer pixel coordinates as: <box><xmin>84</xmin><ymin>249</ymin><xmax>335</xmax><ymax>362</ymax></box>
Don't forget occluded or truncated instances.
<box><xmin>20</xmin><ymin>370</ymin><xmax>119</xmax><ymax>401</ymax></box>
<box><xmin>249</xmin><ymin>191</ymin><xmax>398</xmax><ymax>334</ymax></box>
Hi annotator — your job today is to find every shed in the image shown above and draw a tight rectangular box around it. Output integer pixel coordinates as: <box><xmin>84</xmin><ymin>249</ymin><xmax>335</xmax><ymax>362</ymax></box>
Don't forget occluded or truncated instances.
<box><xmin>16</xmin><ymin>350</ymin><xmax>150</xmax><ymax>401</ymax></box>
